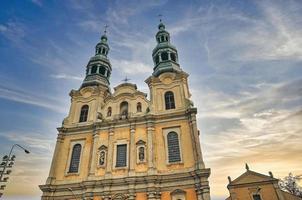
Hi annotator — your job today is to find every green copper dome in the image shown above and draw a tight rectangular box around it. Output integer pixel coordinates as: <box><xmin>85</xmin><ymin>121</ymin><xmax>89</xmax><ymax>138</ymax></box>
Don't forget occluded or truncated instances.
<box><xmin>152</xmin><ymin>21</ymin><xmax>181</xmax><ymax>77</ymax></box>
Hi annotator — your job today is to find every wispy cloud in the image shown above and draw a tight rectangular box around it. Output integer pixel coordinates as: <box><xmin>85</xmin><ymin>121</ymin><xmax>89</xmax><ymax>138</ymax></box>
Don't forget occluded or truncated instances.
<box><xmin>0</xmin><ymin>84</ymin><xmax>66</xmax><ymax>113</ymax></box>
<box><xmin>50</xmin><ymin>73</ymin><xmax>83</xmax><ymax>81</ymax></box>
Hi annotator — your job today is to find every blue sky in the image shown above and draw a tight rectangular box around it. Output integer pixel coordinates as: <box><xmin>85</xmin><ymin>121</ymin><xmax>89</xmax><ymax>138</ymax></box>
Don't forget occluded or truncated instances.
<box><xmin>0</xmin><ymin>0</ymin><xmax>302</xmax><ymax>199</ymax></box>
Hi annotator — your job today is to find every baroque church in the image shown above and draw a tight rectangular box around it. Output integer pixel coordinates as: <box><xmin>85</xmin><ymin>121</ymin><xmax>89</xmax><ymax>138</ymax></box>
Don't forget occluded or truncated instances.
<box><xmin>40</xmin><ymin>21</ymin><xmax>211</xmax><ymax>200</ymax></box>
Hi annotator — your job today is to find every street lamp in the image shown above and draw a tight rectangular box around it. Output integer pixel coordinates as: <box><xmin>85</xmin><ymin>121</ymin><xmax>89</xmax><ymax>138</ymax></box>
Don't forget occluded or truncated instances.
<box><xmin>68</xmin><ymin>188</ymin><xmax>79</xmax><ymax>200</ymax></box>
<box><xmin>0</xmin><ymin>144</ymin><xmax>30</xmax><ymax>198</ymax></box>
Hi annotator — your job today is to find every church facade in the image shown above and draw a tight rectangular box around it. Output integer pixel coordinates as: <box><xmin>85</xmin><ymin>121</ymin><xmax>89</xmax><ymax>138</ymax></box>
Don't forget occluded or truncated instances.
<box><xmin>40</xmin><ymin>21</ymin><xmax>211</xmax><ymax>200</ymax></box>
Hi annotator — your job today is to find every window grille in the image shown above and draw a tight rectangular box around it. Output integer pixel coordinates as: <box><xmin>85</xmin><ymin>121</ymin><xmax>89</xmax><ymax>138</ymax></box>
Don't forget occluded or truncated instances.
<box><xmin>165</xmin><ymin>91</ymin><xmax>175</xmax><ymax>110</ymax></box>
<box><xmin>167</xmin><ymin>132</ymin><xmax>181</xmax><ymax>163</ymax></box>
<box><xmin>69</xmin><ymin>144</ymin><xmax>81</xmax><ymax>173</ymax></box>
<box><xmin>116</xmin><ymin>144</ymin><xmax>127</xmax><ymax>167</ymax></box>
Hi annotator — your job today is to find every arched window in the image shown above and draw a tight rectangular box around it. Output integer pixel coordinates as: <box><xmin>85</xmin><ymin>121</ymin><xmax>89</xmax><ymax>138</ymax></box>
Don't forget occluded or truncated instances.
<box><xmin>102</xmin><ymin>48</ymin><xmax>106</xmax><ymax>54</ymax></box>
<box><xmin>120</xmin><ymin>101</ymin><xmax>128</xmax><ymax>116</ymax></box>
<box><xmin>167</xmin><ymin>132</ymin><xmax>181</xmax><ymax>163</ymax></box>
<box><xmin>171</xmin><ymin>53</ymin><xmax>176</xmax><ymax>62</ymax></box>
<box><xmin>161</xmin><ymin>35</ymin><xmax>165</xmax><ymax>42</ymax></box>
<box><xmin>161</xmin><ymin>52</ymin><xmax>168</xmax><ymax>61</ymax></box>
<box><xmin>69</xmin><ymin>144</ymin><xmax>82</xmax><ymax>173</ymax></box>
<box><xmin>137</xmin><ymin>102</ymin><xmax>142</xmax><ymax>112</ymax></box>
<box><xmin>91</xmin><ymin>66</ymin><xmax>98</xmax><ymax>74</ymax></box>
<box><xmin>107</xmin><ymin>107</ymin><xmax>112</xmax><ymax>117</ymax></box>
<box><xmin>99</xmin><ymin>66</ymin><xmax>106</xmax><ymax>75</ymax></box>
<box><xmin>79</xmin><ymin>105</ymin><xmax>89</xmax><ymax>122</ymax></box>
<box><xmin>165</xmin><ymin>91</ymin><xmax>175</xmax><ymax>110</ymax></box>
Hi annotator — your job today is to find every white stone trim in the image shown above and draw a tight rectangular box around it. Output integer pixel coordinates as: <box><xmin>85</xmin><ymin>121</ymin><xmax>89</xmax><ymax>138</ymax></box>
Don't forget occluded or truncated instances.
<box><xmin>112</xmin><ymin>140</ymin><xmax>129</xmax><ymax>169</ymax></box>
<box><xmin>163</xmin><ymin>126</ymin><xmax>183</xmax><ymax>165</ymax></box>
<box><xmin>65</xmin><ymin>139</ymin><xmax>85</xmax><ymax>176</ymax></box>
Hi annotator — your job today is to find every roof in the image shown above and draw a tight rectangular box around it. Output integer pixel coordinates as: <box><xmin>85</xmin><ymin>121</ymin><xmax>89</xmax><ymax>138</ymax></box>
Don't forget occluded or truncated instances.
<box><xmin>228</xmin><ymin>170</ymin><xmax>278</xmax><ymax>187</ymax></box>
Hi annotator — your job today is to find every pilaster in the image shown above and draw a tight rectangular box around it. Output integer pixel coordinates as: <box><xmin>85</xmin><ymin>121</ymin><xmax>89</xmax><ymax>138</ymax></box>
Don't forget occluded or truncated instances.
<box><xmin>105</xmin><ymin>125</ymin><xmax>114</xmax><ymax>178</ymax></box>
<box><xmin>129</xmin><ymin>123</ymin><xmax>136</xmax><ymax>175</ymax></box>
<box><xmin>88</xmin><ymin>125</ymin><xmax>99</xmax><ymax>179</ymax></box>
<box><xmin>147</xmin><ymin>119</ymin><xmax>155</xmax><ymax>174</ymax></box>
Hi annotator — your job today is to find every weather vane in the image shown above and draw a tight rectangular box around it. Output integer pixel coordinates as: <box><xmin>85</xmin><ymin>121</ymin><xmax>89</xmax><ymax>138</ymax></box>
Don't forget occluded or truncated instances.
<box><xmin>104</xmin><ymin>24</ymin><xmax>109</xmax><ymax>35</ymax></box>
<box><xmin>122</xmin><ymin>77</ymin><xmax>131</xmax><ymax>83</ymax></box>
<box><xmin>158</xmin><ymin>14</ymin><xmax>163</xmax><ymax>22</ymax></box>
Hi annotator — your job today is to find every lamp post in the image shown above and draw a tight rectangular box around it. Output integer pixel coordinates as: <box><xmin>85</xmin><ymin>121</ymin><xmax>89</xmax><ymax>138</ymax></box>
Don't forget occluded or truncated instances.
<box><xmin>68</xmin><ymin>188</ymin><xmax>79</xmax><ymax>200</ymax></box>
<box><xmin>0</xmin><ymin>144</ymin><xmax>30</xmax><ymax>198</ymax></box>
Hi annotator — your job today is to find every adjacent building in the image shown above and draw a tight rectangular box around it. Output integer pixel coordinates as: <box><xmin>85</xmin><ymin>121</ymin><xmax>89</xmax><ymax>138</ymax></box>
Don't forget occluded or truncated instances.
<box><xmin>40</xmin><ymin>21</ymin><xmax>211</xmax><ymax>200</ymax></box>
<box><xmin>226</xmin><ymin>164</ymin><xmax>302</xmax><ymax>200</ymax></box>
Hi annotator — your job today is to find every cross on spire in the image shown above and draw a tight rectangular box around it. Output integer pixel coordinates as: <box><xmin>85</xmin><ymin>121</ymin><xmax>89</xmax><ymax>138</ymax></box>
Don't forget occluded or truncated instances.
<box><xmin>122</xmin><ymin>77</ymin><xmax>131</xmax><ymax>83</ymax></box>
<box><xmin>104</xmin><ymin>24</ymin><xmax>109</xmax><ymax>35</ymax></box>
<box><xmin>158</xmin><ymin>14</ymin><xmax>163</xmax><ymax>23</ymax></box>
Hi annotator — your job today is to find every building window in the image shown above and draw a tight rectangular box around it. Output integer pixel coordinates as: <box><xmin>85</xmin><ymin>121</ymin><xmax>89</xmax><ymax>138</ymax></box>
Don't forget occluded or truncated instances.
<box><xmin>161</xmin><ymin>52</ymin><xmax>168</xmax><ymax>61</ymax></box>
<box><xmin>137</xmin><ymin>102</ymin><xmax>142</xmax><ymax>112</ymax></box>
<box><xmin>116</xmin><ymin>144</ymin><xmax>127</xmax><ymax>167</ymax></box>
<box><xmin>107</xmin><ymin>107</ymin><xmax>112</xmax><ymax>117</ymax></box>
<box><xmin>91</xmin><ymin>65</ymin><xmax>98</xmax><ymax>74</ymax></box>
<box><xmin>99</xmin><ymin>66</ymin><xmax>106</xmax><ymax>75</ymax></box>
<box><xmin>68</xmin><ymin>144</ymin><xmax>82</xmax><ymax>173</ymax></box>
<box><xmin>165</xmin><ymin>91</ymin><xmax>175</xmax><ymax>110</ymax></box>
<box><xmin>79</xmin><ymin>105</ymin><xmax>89</xmax><ymax>122</ymax></box>
<box><xmin>253</xmin><ymin>194</ymin><xmax>262</xmax><ymax>200</ymax></box>
<box><xmin>167</xmin><ymin>132</ymin><xmax>181</xmax><ymax>163</ymax></box>
<box><xmin>171</xmin><ymin>53</ymin><xmax>176</xmax><ymax>62</ymax></box>
<box><xmin>120</xmin><ymin>101</ymin><xmax>128</xmax><ymax>116</ymax></box>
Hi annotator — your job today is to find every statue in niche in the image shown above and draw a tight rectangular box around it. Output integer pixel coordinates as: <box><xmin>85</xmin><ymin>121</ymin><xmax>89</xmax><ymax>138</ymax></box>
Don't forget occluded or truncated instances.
<box><xmin>99</xmin><ymin>151</ymin><xmax>106</xmax><ymax>166</ymax></box>
<box><xmin>138</xmin><ymin>147</ymin><xmax>145</xmax><ymax>162</ymax></box>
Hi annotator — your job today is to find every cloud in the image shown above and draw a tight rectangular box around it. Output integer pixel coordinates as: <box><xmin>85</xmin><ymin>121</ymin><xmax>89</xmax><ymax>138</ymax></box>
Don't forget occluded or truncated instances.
<box><xmin>30</xmin><ymin>0</ymin><xmax>42</xmax><ymax>7</ymax></box>
<box><xmin>0</xmin><ymin>21</ymin><xmax>26</xmax><ymax>43</ymax></box>
<box><xmin>111</xmin><ymin>59</ymin><xmax>152</xmax><ymax>75</ymax></box>
<box><xmin>0</xmin><ymin>84</ymin><xmax>66</xmax><ymax>113</ymax></box>
<box><xmin>50</xmin><ymin>74</ymin><xmax>83</xmax><ymax>81</ymax></box>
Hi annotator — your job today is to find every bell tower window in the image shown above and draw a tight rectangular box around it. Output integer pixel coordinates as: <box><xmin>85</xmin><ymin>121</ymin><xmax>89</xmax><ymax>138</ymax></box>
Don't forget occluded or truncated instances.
<box><xmin>165</xmin><ymin>91</ymin><xmax>175</xmax><ymax>110</ymax></box>
<box><xmin>91</xmin><ymin>66</ymin><xmax>98</xmax><ymax>74</ymax></box>
<box><xmin>99</xmin><ymin>66</ymin><xmax>106</xmax><ymax>75</ymax></box>
<box><xmin>79</xmin><ymin>105</ymin><xmax>89</xmax><ymax>122</ymax></box>
<box><xmin>171</xmin><ymin>53</ymin><xmax>176</xmax><ymax>62</ymax></box>
<box><xmin>161</xmin><ymin>52</ymin><xmax>168</xmax><ymax>61</ymax></box>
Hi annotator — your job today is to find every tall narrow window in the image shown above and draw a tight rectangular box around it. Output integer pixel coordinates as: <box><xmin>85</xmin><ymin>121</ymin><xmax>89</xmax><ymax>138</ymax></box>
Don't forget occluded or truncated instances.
<box><xmin>161</xmin><ymin>52</ymin><xmax>168</xmax><ymax>61</ymax></box>
<box><xmin>116</xmin><ymin>144</ymin><xmax>127</xmax><ymax>167</ymax></box>
<box><xmin>165</xmin><ymin>91</ymin><xmax>175</xmax><ymax>110</ymax></box>
<box><xmin>91</xmin><ymin>66</ymin><xmax>98</xmax><ymax>74</ymax></box>
<box><xmin>79</xmin><ymin>105</ymin><xmax>89</xmax><ymax>122</ymax></box>
<box><xmin>107</xmin><ymin>107</ymin><xmax>112</xmax><ymax>117</ymax></box>
<box><xmin>253</xmin><ymin>194</ymin><xmax>262</xmax><ymax>200</ymax></box>
<box><xmin>167</xmin><ymin>132</ymin><xmax>181</xmax><ymax>163</ymax></box>
<box><xmin>137</xmin><ymin>102</ymin><xmax>142</xmax><ymax>112</ymax></box>
<box><xmin>69</xmin><ymin>144</ymin><xmax>82</xmax><ymax>173</ymax></box>
<box><xmin>120</xmin><ymin>101</ymin><xmax>128</xmax><ymax>116</ymax></box>
<box><xmin>171</xmin><ymin>53</ymin><xmax>176</xmax><ymax>62</ymax></box>
<box><xmin>99</xmin><ymin>66</ymin><xmax>106</xmax><ymax>75</ymax></box>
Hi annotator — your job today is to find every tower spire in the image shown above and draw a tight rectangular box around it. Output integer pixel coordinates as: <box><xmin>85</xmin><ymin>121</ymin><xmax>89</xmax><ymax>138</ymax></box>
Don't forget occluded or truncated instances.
<box><xmin>81</xmin><ymin>25</ymin><xmax>112</xmax><ymax>88</ymax></box>
<box><xmin>151</xmin><ymin>19</ymin><xmax>181</xmax><ymax>77</ymax></box>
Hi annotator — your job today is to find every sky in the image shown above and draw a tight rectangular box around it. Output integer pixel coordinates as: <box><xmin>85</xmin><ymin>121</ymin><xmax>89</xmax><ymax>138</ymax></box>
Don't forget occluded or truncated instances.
<box><xmin>0</xmin><ymin>0</ymin><xmax>301</xmax><ymax>199</ymax></box>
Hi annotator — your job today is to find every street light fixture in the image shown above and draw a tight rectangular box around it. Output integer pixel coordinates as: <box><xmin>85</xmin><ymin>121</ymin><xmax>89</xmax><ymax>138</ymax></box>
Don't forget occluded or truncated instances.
<box><xmin>0</xmin><ymin>144</ymin><xmax>30</xmax><ymax>199</ymax></box>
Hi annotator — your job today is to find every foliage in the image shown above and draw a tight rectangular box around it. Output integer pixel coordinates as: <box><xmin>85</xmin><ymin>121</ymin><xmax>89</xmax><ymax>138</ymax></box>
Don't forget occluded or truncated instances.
<box><xmin>279</xmin><ymin>173</ymin><xmax>302</xmax><ymax>197</ymax></box>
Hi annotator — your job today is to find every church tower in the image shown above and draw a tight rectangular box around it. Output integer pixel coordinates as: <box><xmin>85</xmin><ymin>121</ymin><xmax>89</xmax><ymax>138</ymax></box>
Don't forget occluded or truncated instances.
<box><xmin>40</xmin><ymin>22</ymin><xmax>211</xmax><ymax>200</ymax></box>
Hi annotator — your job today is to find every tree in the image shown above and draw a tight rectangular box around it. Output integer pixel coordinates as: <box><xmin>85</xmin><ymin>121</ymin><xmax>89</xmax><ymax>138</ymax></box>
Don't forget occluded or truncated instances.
<box><xmin>279</xmin><ymin>173</ymin><xmax>302</xmax><ymax>197</ymax></box>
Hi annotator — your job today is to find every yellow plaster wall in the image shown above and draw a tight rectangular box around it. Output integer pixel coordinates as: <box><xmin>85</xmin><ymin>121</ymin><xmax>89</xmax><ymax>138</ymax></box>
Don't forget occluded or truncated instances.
<box><xmin>55</xmin><ymin>133</ymin><xmax>93</xmax><ymax>182</ymax></box>
<box><xmin>154</xmin><ymin>120</ymin><xmax>195</xmax><ymax>172</ymax></box>
<box><xmin>136</xmin><ymin>192</ymin><xmax>147</xmax><ymax>200</ymax></box>
<box><xmin>231</xmin><ymin>184</ymin><xmax>279</xmax><ymax>200</ymax></box>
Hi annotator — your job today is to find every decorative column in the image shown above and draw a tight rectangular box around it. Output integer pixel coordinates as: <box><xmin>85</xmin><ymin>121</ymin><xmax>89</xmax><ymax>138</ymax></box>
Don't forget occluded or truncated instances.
<box><xmin>129</xmin><ymin>123</ymin><xmax>136</xmax><ymax>176</ymax></box>
<box><xmin>158</xmin><ymin>52</ymin><xmax>162</xmax><ymax>62</ymax></box>
<box><xmin>147</xmin><ymin>119</ymin><xmax>155</xmax><ymax>173</ymax></box>
<box><xmin>46</xmin><ymin>129</ymin><xmax>65</xmax><ymax>184</ymax></box>
<box><xmin>189</xmin><ymin>110</ymin><xmax>205</xmax><ymax>169</ymax></box>
<box><xmin>105</xmin><ymin>126</ymin><xmax>114</xmax><ymax>178</ymax></box>
<box><xmin>168</xmin><ymin>51</ymin><xmax>171</xmax><ymax>60</ymax></box>
<box><xmin>88</xmin><ymin>126</ymin><xmax>99</xmax><ymax>179</ymax></box>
